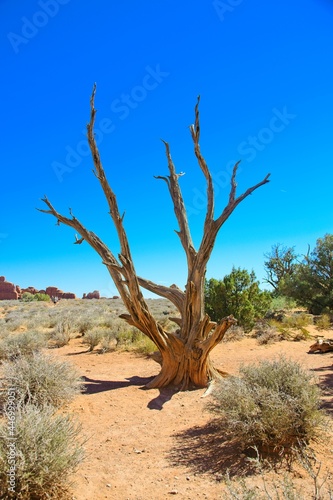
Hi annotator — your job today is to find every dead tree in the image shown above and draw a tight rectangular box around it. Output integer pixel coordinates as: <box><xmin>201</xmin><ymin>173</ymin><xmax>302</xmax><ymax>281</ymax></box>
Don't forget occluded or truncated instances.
<box><xmin>39</xmin><ymin>86</ymin><xmax>270</xmax><ymax>390</ymax></box>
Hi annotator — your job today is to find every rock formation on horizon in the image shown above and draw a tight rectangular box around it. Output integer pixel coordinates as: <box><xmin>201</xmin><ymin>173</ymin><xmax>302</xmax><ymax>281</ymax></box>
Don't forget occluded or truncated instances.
<box><xmin>0</xmin><ymin>276</ymin><xmax>19</xmax><ymax>300</ymax></box>
<box><xmin>82</xmin><ymin>290</ymin><xmax>100</xmax><ymax>299</ymax></box>
<box><xmin>0</xmin><ymin>276</ymin><xmax>76</xmax><ymax>300</ymax></box>
<box><xmin>45</xmin><ymin>287</ymin><xmax>76</xmax><ymax>300</ymax></box>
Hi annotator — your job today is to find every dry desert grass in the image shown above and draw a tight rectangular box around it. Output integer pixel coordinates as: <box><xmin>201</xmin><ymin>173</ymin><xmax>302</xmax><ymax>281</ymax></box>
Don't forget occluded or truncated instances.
<box><xmin>0</xmin><ymin>298</ymin><xmax>333</xmax><ymax>499</ymax></box>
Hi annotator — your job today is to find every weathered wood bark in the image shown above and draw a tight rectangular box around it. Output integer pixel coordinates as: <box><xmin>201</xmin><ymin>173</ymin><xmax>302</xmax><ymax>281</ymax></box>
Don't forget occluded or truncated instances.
<box><xmin>39</xmin><ymin>87</ymin><xmax>270</xmax><ymax>390</ymax></box>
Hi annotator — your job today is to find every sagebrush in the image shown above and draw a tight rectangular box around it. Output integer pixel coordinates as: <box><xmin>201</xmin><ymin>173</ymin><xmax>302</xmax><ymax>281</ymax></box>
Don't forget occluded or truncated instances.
<box><xmin>0</xmin><ymin>404</ymin><xmax>84</xmax><ymax>499</ymax></box>
<box><xmin>0</xmin><ymin>352</ymin><xmax>84</xmax><ymax>409</ymax></box>
<box><xmin>209</xmin><ymin>357</ymin><xmax>324</xmax><ymax>455</ymax></box>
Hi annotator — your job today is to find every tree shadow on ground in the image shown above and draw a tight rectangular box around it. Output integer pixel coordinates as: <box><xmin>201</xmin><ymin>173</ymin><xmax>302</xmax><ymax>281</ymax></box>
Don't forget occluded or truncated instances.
<box><xmin>81</xmin><ymin>375</ymin><xmax>154</xmax><ymax>394</ymax></box>
<box><xmin>168</xmin><ymin>419</ymin><xmax>266</xmax><ymax>478</ymax></box>
<box><xmin>145</xmin><ymin>387</ymin><xmax>177</xmax><ymax>410</ymax></box>
<box><xmin>310</xmin><ymin>359</ymin><xmax>333</xmax><ymax>415</ymax></box>
<box><xmin>81</xmin><ymin>375</ymin><xmax>177</xmax><ymax>409</ymax></box>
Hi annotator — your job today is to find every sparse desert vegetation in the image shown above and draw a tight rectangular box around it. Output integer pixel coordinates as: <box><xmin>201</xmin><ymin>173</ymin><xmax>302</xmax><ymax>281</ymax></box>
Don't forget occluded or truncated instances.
<box><xmin>208</xmin><ymin>357</ymin><xmax>324</xmax><ymax>456</ymax></box>
<box><xmin>0</xmin><ymin>297</ymin><xmax>332</xmax><ymax>498</ymax></box>
<box><xmin>0</xmin><ymin>404</ymin><xmax>84</xmax><ymax>499</ymax></box>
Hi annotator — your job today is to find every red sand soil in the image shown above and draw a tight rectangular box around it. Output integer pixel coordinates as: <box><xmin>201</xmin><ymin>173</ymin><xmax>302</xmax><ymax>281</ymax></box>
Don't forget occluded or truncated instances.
<box><xmin>48</xmin><ymin>330</ymin><xmax>333</xmax><ymax>500</ymax></box>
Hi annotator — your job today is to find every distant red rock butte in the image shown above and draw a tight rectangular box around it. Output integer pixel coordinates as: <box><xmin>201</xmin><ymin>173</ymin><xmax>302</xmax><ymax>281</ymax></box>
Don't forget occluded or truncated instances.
<box><xmin>0</xmin><ymin>276</ymin><xmax>79</xmax><ymax>301</ymax></box>
<box><xmin>0</xmin><ymin>276</ymin><xmax>19</xmax><ymax>300</ymax></box>
<box><xmin>82</xmin><ymin>290</ymin><xmax>100</xmax><ymax>299</ymax></box>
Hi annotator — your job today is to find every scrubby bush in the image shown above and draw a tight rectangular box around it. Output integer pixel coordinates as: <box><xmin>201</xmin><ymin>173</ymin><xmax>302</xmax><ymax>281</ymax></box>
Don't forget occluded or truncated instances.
<box><xmin>131</xmin><ymin>333</ymin><xmax>157</xmax><ymax>355</ymax></box>
<box><xmin>293</xmin><ymin>327</ymin><xmax>311</xmax><ymax>341</ymax></box>
<box><xmin>81</xmin><ymin>327</ymin><xmax>104</xmax><ymax>352</ymax></box>
<box><xmin>316</xmin><ymin>314</ymin><xmax>331</xmax><ymax>330</ymax></box>
<box><xmin>255</xmin><ymin>326</ymin><xmax>280</xmax><ymax>345</ymax></box>
<box><xmin>115</xmin><ymin>326</ymin><xmax>141</xmax><ymax>347</ymax></box>
<box><xmin>100</xmin><ymin>316</ymin><xmax>117</xmax><ymax>329</ymax></box>
<box><xmin>222</xmin><ymin>326</ymin><xmax>245</xmax><ymax>342</ymax></box>
<box><xmin>0</xmin><ymin>353</ymin><xmax>83</xmax><ymax>408</ymax></box>
<box><xmin>0</xmin><ymin>321</ymin><xmax>9</xmax><ymax>338</ymax></box>
<box><xmin>0</xmin><ymin>404</ymin><xmax>84</xmax><ymax>499</ymax></box>
<box><xmin>282</xmin><ymin>313</ymin><xmax>313</xmax><ymax>328</ymax></box>
<box><xmin>21</xmin><ymin>292</ymin><xmax>35</xmax><ymax>302</ymax></box>
<box><xmin>209</xmin><ymin>357</ymin><xmax>324</xmax><ymax>455</ymax></box>
<box><xmin>48</xmin><ymin>316</ymin><xmax>77</xmax><ymax>347</ymax></box>
<box><xmin>100</xmin><ymin>330</ymin><xmax>118</xmax><ymax>353</ymax></box>
<box><xmin>0</xmin><ymin>331</ymin><xmax>47</xmax><ymax>360</ymax></box>
<box><xmin>76</xmin><ymin>315</ymin><xmax>96</xmax><ymax>335</ymax></box>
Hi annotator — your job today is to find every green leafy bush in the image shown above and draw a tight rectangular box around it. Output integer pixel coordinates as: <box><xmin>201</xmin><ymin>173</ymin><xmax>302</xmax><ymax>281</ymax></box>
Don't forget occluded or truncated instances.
<box><xmin>0</xmin><ymin>353</ymin><xmax>83</xmax><ymax>408</ymax></box>
<box><xmin>0</xmin><ymin>404</ymin><xmax>84</xmax><ymax>499</ymax></box>
<box><xmin>21</xmin><ymin>292</ymin><xmax>35</xmax><ymax>302</ymax></box>
<box><xmin>209</xmin><ymin>357</ymin><xmax>324</xmax><ymax>454</ymax></box>
<box><xmin>33</xmin><ymin>293</ymin><xmax>50</xmax><ymax>302</ymax></box>
<box><xmin>205</xmin><ymin>268</ymin><xmax>272</xmax><ymax>332</ymax></box>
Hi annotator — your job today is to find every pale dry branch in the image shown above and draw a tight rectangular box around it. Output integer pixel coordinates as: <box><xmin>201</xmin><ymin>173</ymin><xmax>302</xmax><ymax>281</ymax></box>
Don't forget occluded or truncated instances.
<box><xmin>190</xmin><ymin>95</ymin><xmax>214</xmax><ymax>227</ymax></box>
<box><xmin>216</xmin><ymin>172</ymin><xmax>270</xmax><ymax>229</ymax></box>
<box><xmin>155</xmin><ymin>140</ymin><xmax>196</xmax><ymax>266</ymax></box>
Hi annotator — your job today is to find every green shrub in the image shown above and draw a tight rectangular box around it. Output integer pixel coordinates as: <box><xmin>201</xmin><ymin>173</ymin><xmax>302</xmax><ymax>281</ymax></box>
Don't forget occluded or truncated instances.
<box><xmin>0</xmin><ymin>331</ymin><xmax>47</xmax><ymax>361</ymax></box>
<box><xmin>209</xmin><ymin>357</ymin><xmax>324</xmax><ymax>454</ymax></box>
<box><xmin>33</xmin><ymin>293</ymin><xmax>50</xmax><ymax>302</ymax></box>
<box><xmin>268</xmin><ymin>295</ymin><xmax>297</xmax><ymax>311</ymax></box>
<box><xmin>21</xmin><ymin>292</ymin><xmax>35</xmax><ymax>302</ymax></box>
<box><xmin>0</xmin><ymin>404</ymin><xmax>84</xmax><ymax>499</ymax></box>
<box><xmin>205</xmin><ymin>268</ymin><xmax>272</xmax><ymax>332</ymax></box>
<box><xmin>0</xmin><ymin>353</ymin><xmax>83</xmax><ymax>408</ymax></box>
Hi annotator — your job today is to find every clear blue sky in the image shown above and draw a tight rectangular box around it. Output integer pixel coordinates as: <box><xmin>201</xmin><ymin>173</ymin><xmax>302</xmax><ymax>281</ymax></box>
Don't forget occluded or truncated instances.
<box><xmin>1</xmin><ymin>0</ymin><xmax>333</xmax><ymax>298</ymax></box>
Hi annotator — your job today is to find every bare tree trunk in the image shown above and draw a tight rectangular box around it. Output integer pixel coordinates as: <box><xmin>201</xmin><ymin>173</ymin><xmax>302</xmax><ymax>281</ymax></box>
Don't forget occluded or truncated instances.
<box><xmin>39</xmin><ymin>87</ymin><xmax>270</xmax><ymax>390</ymax></box>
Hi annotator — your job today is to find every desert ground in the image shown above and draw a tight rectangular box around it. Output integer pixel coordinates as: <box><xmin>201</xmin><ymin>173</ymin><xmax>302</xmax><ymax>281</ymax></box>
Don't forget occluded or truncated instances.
<box><xmin>1</xmin><ymin>299</ymin><xmax>333</xmax><ymax>499</ymax></box>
